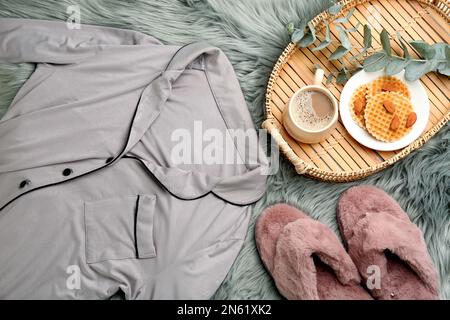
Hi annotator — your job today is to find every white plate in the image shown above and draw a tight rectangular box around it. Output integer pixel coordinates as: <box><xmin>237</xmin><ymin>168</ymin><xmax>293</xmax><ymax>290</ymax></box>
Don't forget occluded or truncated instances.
<box><xmin>339</xmin><ymin>70</ymin><xmax>429</xmax><ymax>151</ymax></box>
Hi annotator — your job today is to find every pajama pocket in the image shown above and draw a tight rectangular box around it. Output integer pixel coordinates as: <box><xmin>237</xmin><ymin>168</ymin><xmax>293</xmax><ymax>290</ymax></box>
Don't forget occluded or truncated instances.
<box><xmin>84</xmin><ymin>194</ymin><xmax>157</xmax><ymax>264</ymax></box>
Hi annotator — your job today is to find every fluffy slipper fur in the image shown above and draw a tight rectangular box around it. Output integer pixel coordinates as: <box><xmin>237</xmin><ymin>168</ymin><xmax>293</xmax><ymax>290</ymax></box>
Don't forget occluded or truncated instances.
<box><xmin>256</xmin><ymin>204</ymin><xmax>372</xmax><ymax>300</ymax></box>
<box><xmin>337</xmin><ymin>185</ymin><xmax>439</xmax><ymax>300</ymax></box>
<box><xmin>255</xmin><ymin>204</ymin><xmax>306</xmax><ymax>273</ymax></box>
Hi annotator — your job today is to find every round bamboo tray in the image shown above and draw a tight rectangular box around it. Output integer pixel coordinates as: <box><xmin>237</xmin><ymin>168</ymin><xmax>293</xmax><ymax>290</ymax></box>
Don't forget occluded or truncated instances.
<box><xmin>263</xmin><ymin>0</ymin><xmax>450</xmax><ymax>182</ymax></box>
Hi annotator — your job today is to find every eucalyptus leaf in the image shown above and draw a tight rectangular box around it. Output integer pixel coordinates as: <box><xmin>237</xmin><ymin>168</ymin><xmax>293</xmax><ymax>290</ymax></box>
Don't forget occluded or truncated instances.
<box><xmin>432</xmin><ymin>43</ymin><xmax>449</xmax><ymax>60</ymax></box>
<box><xmin>336</xmin><ymin>25</ymin><xmax>351</xmax><ymax>50</ymax></box>
<box><xmin>410</xmin><ymin>40</ymin><xmax>436</xmax><ymax>59</ymax></box>
<box><xmin>328</xmin><ymin>3</ymin><xmax>342</xmax><ymax>15</ymax></box>
<box><xmin>349</xmin><ymin>53</ymin><xmax>362</xmax><ymax>62</ymax></box>
<box><xmin>298</xmin><ymin>32</ymin><xmax>315</xmax><ymax>47</ymax></box>
<box><xmin>363</xmin><ymin>51</ymin><xmax>388</xmax><ymax>72</ymax></box>
<box><xmin>298</xmin><ymin>23</ymin><xmax>316</xmax><ymax>47</ymax></box>
<box><xmin>347</xmin><ymin>22</ymin><xmax>361</xmax><ymax>33</ymax></box>
<box><xmin>351</xmin><ymin>65</ymin><xmax>363</xmax><ymax>74</ymax></box>
<box><xmin>313</xmin><ymin>23</ymin><xmax>331</xmax><ymax>51</ymax></box>
<box><xmin>440</xmin><ymin>45</ymin><xmax>450</xmax><ymax>75</ymax></box>
<box><xmin>329</xmin><ymin>46</ymin><xmax>350</xmax><ymax>60</ymax></box>
<box><xmin>324</xmin><ymin>22</ymin><xmax>331</xmax><ymax>42</ymax></box>
<box><xmin>349</xmin><ymin>26</ymin><xmax>371</xmax><ymax>63</ymax></box>
<box><xmin>287</xmin><ymin>22</ymin><xmax>295</xmax><ymax>35</ymax></box>
<box><xmin>312</xmin><ymin>40</ymin><xmax>331</xmax><ymax>51</ymax></box>
<box><xmin>363</xmin><ymin>24</ymin><xmax>372</xmax><ymax>49</ymax></box>
<box><xmin>326</xmin><ymin>72</ymin><xmax>335</xmax><ymax>84</ymax></box>
<box><xmin>429</xmin><ymin>59</ymin><xmax>441</xmax><ymax>72</ymax></box>
<box><xmin>431</xmin><ymin>43</ymin><xmax>450</xmax><ymax>75</ymax></box>
<box><xmin>349</xmin><ymin>53</ymin><xmax>359</xmax><ymax>62</ymax></box>
<box><xmin>404</xmin><ymin>60</ymin><xmax>431</xmax><ymax>81</ymax></box>
<box><xmin>334</xmin><ymin>8</ymin><xmax>355</xmax><ymax>24</ymax></box>
<box><xmin>386</xmin><ymin>57</ymin><xmax>407</xmax><ymax>76</ymax></box>
<box><xmin>336</xmin><ymin>69</ymin><xmax>349</xmax><ymax>84</ymax></box>
<box><xmin>291</xmin><ymin>28</ymin><xmax>305</xmax><ymax>43</ymax></box>
<box><xmin>380</xmin><ymin>29</ymin><xmax>392</xmax><ymax>56</ymax></box>
<box><xmin>438</xmin><ymin>62</ymin><xmax>450</xmax><ymax>76</ymax></box>
<box><xmin>352</xmin><ymin>61</ymin><xmax>363</xmax><ymax>69</ymax></box>
<box><xmin>397</xmin><ymin>32</ymin><xmax>410</xmax><ymax>59</ymax></box>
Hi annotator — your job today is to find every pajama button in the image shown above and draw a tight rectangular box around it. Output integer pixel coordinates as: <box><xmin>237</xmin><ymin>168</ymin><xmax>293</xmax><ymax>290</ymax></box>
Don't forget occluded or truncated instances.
<box><xmin>19</xmin><ymin>179</ymin><xmax>30</xmax><ymax>189</ymax></box>
<box><xmin>62</xmin><ymin>168</ymin><xmax>73</xmax><ymax>176</ymax></box>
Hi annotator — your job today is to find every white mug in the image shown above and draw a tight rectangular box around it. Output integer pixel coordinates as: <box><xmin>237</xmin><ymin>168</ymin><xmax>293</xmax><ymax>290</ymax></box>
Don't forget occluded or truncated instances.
<box><xmin>282</xmin><ymin>69</ymin><xmax>339</xmax><ymax>144</ymax></box>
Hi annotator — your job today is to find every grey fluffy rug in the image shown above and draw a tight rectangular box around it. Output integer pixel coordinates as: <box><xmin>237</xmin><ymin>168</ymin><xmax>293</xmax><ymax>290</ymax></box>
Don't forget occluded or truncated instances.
<box><xmin>0</xmin><ymin>0</ymin><xmax>448</xmax><ymax>299</ymax></box>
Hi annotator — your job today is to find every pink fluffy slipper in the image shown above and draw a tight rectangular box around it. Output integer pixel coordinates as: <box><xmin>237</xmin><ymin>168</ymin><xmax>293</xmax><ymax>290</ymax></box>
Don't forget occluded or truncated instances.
<box><xmin>337</xmin><ymin>185</ymin><xmax>439</xmax><ymax>300</ymax></box>
<box><xmin>255</xmin><ymin>204</ymin><xmax>372</xmax><ymax>300</ymax></box>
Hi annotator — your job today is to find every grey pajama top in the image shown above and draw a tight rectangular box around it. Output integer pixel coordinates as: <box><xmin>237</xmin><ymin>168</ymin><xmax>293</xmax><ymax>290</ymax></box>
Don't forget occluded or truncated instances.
<box><xmin>0</xmin><ymin>18</ymin><xmax>267</xmax><ymax>299</ymax></box>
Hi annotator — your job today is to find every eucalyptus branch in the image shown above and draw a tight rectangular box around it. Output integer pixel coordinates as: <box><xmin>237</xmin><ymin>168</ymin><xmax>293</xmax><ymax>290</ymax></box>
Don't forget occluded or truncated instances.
<box><xmin>287</xmin><ymin>1</ymin><xmax>450</xmax><ymax>84</ymax></box>
<box><xmin>389</xmin><ymin>56</ymin><xmax>446</xmax><ymax>63</ymax></box>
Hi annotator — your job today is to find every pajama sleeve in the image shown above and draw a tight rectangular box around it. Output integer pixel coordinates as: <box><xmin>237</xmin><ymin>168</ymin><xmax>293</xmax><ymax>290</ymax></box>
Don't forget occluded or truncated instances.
<box><xmin>0</xmin><ymin>18</ymin><xmax>161</xmax><ymax>64</ymax></box>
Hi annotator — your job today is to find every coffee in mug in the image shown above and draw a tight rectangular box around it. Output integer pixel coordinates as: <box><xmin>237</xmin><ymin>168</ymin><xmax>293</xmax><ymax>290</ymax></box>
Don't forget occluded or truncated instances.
<box><xmin>291</xmin><ymin>89</ymin><xmax>335</xmax><ymax>131</ymax></box>
<box><xmin>283</xmin><ymin>68</ymin><xmax>339</xmax><ymax>144</ymax></box>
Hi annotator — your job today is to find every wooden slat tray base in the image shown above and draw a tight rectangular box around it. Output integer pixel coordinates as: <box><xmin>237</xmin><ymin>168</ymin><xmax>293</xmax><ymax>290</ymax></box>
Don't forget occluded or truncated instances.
<box><xmin>263</xmin><ymin>0</ymin><xmax>450</xmax><ymax>182</ymax></box>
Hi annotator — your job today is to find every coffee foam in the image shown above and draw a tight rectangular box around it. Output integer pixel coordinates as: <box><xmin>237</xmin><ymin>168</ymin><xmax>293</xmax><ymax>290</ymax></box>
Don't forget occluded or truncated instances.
<box><xmin>292</xmin><ymin>90</ymin><xmax>333</xmax><ymax>131</ymax></box>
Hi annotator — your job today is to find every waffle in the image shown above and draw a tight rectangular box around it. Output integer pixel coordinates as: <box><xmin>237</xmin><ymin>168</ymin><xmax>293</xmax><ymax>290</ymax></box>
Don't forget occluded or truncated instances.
<box><xmin>350</xmin><ymin>84</ymin><xmax>368</xmax><ymax>129</ymax></box>
<box><xmin>367</xmin><ymin>76</ymin><xmax>410</xmax><ymax>100</ymax></box>
<box><xmin>364</xmin><ymin>92</ymin><xmax>414</xmax><ymax>142</ymax></box>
